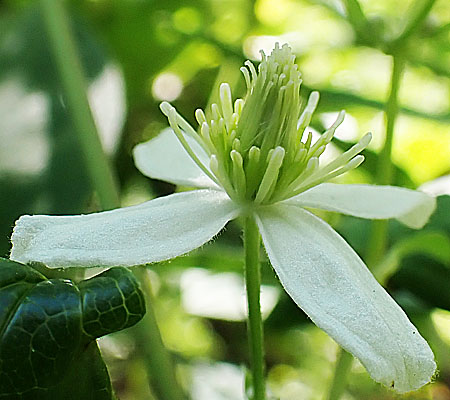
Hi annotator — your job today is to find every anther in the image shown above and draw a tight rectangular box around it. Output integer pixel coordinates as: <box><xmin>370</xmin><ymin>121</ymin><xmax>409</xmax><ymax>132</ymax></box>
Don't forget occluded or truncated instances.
<box><xmin>230</xmin><ymin>150</ymin><xmax>247</xmax><ymax>196</ymax></box>
<box><xmin>211</xmin><ymin>103</ymin><xmax>221</xmax><ymax>121</ymax></box>
<box><xmin>195</xmin><ymin>109</ymin><xmax>207</xmax><ymax>126</ymax></box>
<box><xmin>255</xmin><ymin>147</ymin><xmax>285</xmax><ymax>203</ymax></box>
<box><xmin>220</xmin><ymin>83</ymin><xmax>233</xmax><ymax>129</ymax></box>
<box><xmin>234</xmin><ymin>99</ymin><xmax>245</xmax><ymax>115</ymax></box>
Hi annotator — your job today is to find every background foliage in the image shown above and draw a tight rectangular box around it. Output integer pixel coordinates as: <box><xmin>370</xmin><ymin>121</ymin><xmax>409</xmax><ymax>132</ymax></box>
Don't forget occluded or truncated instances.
<box><xmin>0</xmin><ymin>0</ymin><xmax>449</xmax><ymax>399</ymax></box>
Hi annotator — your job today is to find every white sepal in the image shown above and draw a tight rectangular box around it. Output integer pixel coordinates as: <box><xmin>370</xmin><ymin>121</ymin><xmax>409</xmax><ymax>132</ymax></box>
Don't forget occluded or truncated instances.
<box><xmin>133</xmin><ymin>128</ymin><xmax>218</xmax><ymax>189</ymax></box>
<box><xmin>285</xmin><ymin>183</ymin><xmax>436</xmax><ymax>229</ymax></box>
<box><xmin>11</xmin><ymin>189</ymin><xmax>238</xmax><ymax>268</ymax></box>
<box><xmin>256</xmin><ymin>203</ymin><xmax>436</xmax><ymax>393</ymax></box>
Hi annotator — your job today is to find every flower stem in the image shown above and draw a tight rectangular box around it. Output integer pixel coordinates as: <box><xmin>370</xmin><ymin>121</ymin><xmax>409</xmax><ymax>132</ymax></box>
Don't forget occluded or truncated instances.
<box><xmin>243</xmin><ymin>216</ymin><xmax>266</xmax><ymax>400</ymax></box>
<box><xmin>39</xmin><ymin>2</ymin><xmax>184</xmax><ymax>399</ymax></box>
<box><xmin>135</xmin><ymin>268</ymin><xmax>187</xmax><ymax>400</ymax></box>
<box><xmin>325</xmin><ymin>349</ymin><xmax>353</xmax><ymax>400</ymax></box>
<box><xmin>39</xmin><ymin>0</ymin><xmax>120</xmax><ymax>210</ymax></box>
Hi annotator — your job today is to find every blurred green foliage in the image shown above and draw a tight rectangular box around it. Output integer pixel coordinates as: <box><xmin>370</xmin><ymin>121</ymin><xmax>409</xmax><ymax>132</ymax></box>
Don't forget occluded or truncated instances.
<box><xmin>1</xmin><ymin>0</ymin><xmax>449</xmax><ymax>399</ymax></box>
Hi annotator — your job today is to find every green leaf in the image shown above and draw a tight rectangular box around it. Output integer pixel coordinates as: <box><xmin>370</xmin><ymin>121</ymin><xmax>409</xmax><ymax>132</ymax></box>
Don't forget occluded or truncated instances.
<box><xmin>373</xmin><ymin>230</ymin><xmax>450</xmax><ymax>282</ymax></box>
<box><xmin>389</xmin><ymin>255</ymin><xmax>450</xmax><ymax>311</ymax></box>
<box><xmin>0</xmin><ymin>258</ymin><xmax>146</xmax><ymax>399</ymax></box>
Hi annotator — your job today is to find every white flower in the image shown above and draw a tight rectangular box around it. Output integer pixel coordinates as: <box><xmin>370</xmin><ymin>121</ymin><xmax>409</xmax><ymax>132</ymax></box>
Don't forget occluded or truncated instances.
<box><xmin>10</xmin><ymin>44</ymin><xmax>436</xmax><ymax>393</ymax></box>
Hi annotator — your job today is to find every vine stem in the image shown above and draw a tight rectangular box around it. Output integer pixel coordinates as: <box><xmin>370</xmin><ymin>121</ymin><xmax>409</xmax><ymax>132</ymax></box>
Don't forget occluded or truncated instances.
<box><xmin>366</xmin><ymin>55</ymin><xmax>406</xmax><ymax>267</ymax></box>
<box><xmin>39</xmin><ymin>1</ymin><xmax>184</xmax><ymax>399</ymax></box>
<box><xmin>324</xmin><ymin>53</ymin><xmax>406</xmax><ymax>400</ymax></box>
<box><xmin>243</xmin><ymin>216</ymin><xmax>266</xmax><ymax>400</ymax></box>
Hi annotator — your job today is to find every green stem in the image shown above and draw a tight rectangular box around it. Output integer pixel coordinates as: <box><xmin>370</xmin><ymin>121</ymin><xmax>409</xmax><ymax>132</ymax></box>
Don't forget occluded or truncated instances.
<box><xmin>244</xmin><ymin>216</ymin><xmax>265</xmax><ymax>400</ymax></box>
<box><xmin>394</xmin><ymin>0</ymin><xmax>437</xmax><ymax>45</ymax></box>
<box><xmin>342</xmin><ymin>0</ymin><xmax>374</xmax><ymax>45</ymax></box>
<box><xmin>39</xmin><ymin>0</ymin><xmax>119</xmax><ymax>210</ymax></box>
<box><xmin>325</xmin><ymin>53</ymin><xmax>406</xmax><ymax>400</ymax></box>
<box><xmin>135</xmin><ymin>268</ymin><xmax>186</xmax><ymax>400</ymax></box>
<box><xmin>376</xmin><ymin>55</ymin><xmax>405</xmax><ymax>187</ymax></box>
<box><xmin>326</xmin><ymin>349</ymin><xmax>353</xmax><ymax>400</ymax></box>
<box><xmin>366</xmin><ymin>55</ymin><xmax>405</xmax><ymax>267</ymax></box>
<box><xmin>325</xmin><ymin>0</ymin><xmax>436</xmax><ymax>397</ymax></box>
<box><xmin>40</xmin><ymin>2</ymin><xmax>184</xmax><ymax>399</ymax></box>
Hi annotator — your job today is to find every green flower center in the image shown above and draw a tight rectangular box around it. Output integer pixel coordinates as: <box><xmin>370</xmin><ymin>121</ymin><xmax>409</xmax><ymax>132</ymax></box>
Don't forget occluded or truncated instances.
<box><xmin>161</xmin><ymin>43</ymin><xmax>371</xmax><ymax>205</ymax></box>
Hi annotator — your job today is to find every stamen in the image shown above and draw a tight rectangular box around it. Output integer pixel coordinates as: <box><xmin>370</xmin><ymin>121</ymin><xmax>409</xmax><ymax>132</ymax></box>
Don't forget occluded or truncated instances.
<box><xmin>211</xmin><ymin>103</ymin><xmax>221</xmax><ymax>121</ymax></box>
<box><xmin>231</xmin><ymin>113</ymin><xmax>239</xmax><ymax>130</ymax></box>
<box><xmin>259</xmin><ymin>49</ymin><xmax>267</xmax><ymax>62</ymax></box>
<box><xmin>195</xmin><ymin>108</ymin><xmax>207</xmax><ymax>126</ymax></box>
<box><xmin>165</xmin><ymin>106</ymin><xmax>219</xmax><ymax>185</ymax></box>
<box><xmin>220</xmin><ymin>83</ymin><xmax>233</xmax><ymax>130</ymax></box>
<box><xmin>255</xmin><ymin>147</ymin><xmax>285</xmax><ymax>203</ymax></box>
<box><xmin>314</xmin><ymin>132</ymin><xmax>371</xmax><ymax>178</ymax></box>
<box><xmin>245</xmin><ymin>146</ymin><xmax>262</xmax><ymax>195</ymax></box>
<box><xmin>282</xmin><ymin>156</ymin><xmax>319</xmax><ymax>197</ymax></box>
<box><xmin>160</xmin><ymin>101</ymin><xmax>208</xmax><ymax>151</ymax></box>
<box><xmin>245</xmin><ymin>60</ymin><xmax>258</xmax><ymax>83</ymax></box>
<box><xmin>230</xmin><ymin>150</ymin><xmax>247</xmax><ymax>196</ymax></box>
<box><xmin>304</xmin><ymin>132</ymin><xmax>313</xmax><ymax>149</ymax></box>
<box><xmin>234</xmin><ymin>99</ymin><xmax>244</xmax><ymax>115</ymax></box>
<box><xmin>294</xmin><ymin>148</ymin><xmax>308</xmax><ymax>164</ymax></box>
<box><xmin>232</xmin><ymin>138</ymin><xmax>241</xmax><ymax>152</ymax></box>
<box><xmin>293</xmin><ymin>155</ymin><xmax>365</xmax><ymax>196</ymax></box>
<box><xmin>311</xmin><ymin>144</ymin><xmax>326</xmax><ymax>158</ymax></box>
<box><xmin>297</xmin><ymin>91</ymin><xmax>319</xmax><ymax>140</ymax></box>
<box><xmin>210</xmin><ymin>155</ymin><xmax>235</xmax><ymax>197</ymax></box>
<box><xmin>308</xmin><ymin>110</ymin><xmax>345</xmax><ymax>156</ymax></box>
<box><xmin>200</xmin><ymin>122</ymin><xmax>215</xmax><ymax>152</ymax></box>
<box><xmin>240</xmin><ymin>67</ymin><xmax>251</xmax><ymax>91</ymax></box>
<box><xmin>209</xmin><ymin>120</ymin><xmax>221</xmax><ymax>152</ymax></box>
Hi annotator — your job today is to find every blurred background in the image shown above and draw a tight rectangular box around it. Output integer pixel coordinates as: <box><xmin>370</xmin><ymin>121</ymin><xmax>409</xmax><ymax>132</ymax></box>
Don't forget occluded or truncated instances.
<box><xmin>1</xmin><ymin>0</ymin><xmax>449</xmax><ymax>399</ymax></box>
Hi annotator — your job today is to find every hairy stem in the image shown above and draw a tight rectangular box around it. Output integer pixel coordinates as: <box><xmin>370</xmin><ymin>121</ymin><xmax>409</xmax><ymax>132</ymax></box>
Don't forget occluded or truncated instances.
<box><xmin>244</xmin><ymin>216</ymin><xmax>265</xmax><ymax>400</ymax></box>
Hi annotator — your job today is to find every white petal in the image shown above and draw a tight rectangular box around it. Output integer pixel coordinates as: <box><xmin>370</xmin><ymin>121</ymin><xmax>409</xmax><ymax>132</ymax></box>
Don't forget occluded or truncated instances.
<box><xmin>133</xmin><ymin>128</ymin><xmax>218</xmax><ymax>189</ymax></box>
<box><xmin>285</xmin><ymin>183</ymin><xmax>436</xmax><ymax>229</ymax></box>
<box><xmin>11</xmin><ymin>190</ymin><xmax>238</xmax><ymax>268</ymax></box>
<box><xmin>256</xmin><ymin>204</ymin><xmax>436</xmax><ymax>393</ymax></box>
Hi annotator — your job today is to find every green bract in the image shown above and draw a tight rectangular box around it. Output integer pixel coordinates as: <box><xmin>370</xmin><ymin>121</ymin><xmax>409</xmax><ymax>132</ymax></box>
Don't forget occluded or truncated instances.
<box><xmin>161</xmin><ymin>43</ymin><xmax>369</xmax><ymax>205</ymax></box>
<box><xmin>0</xmin><ymin>258</ymin><xmax>145</xmax><ymax>399</ymax></box>
<box><xmin>10</xmin><ymin>44</ymin><xmax>437</xmax><ymax>393</ymax></box>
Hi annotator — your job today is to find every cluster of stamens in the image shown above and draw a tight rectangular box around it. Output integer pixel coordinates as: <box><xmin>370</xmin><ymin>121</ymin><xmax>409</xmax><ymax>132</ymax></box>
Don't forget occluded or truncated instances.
<box><xmin>160</xmin><ymin>43</ymin><xmax>371</xmax><ymax>205</ymax></box>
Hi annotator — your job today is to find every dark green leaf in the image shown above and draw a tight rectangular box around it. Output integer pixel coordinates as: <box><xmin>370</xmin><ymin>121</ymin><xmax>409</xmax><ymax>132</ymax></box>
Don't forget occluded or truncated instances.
<box><xmin>389</xmin><ymin>255</ymin><xmax>450</xmax><ymax>311</ymax></box>
<box><xmin>0</xmin><ymin>258</ymin><xmax>146</xmax><ymax>399</ymax></box>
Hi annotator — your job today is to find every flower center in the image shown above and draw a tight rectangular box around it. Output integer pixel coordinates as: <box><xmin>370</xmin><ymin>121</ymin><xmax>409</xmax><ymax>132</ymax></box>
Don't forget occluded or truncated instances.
<box><xmin>160</xmin><ymin>43</ymin><xmax>371</xmax><ymax>205</ymax></box>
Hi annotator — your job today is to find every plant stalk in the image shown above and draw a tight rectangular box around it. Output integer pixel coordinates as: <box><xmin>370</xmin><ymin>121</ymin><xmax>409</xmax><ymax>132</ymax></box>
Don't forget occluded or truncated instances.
<box><xmin>325</xmin><ymin>50</ymin><xmax>406</xmax><ymax>400</ymax></box>
<box><xmin>365</xmin><ymin>55</ymin><xmax>405</xmax><ymax>267</ymax></box>
<box><xmin>244</xmin><ymin>216</ymin><xmax>265</xmax><ymax>400</ymax></box>
<box><xmin>40</xmin><ymin>2</ymin><xmax>184</xmax><ymax>399</ymax></box>
<box><xmin>135</xmin><ymin>268</ymin><xmax>186</xmax><ymax>400</ymax></box>
<box><xmin>39</xmin><ymin>0</ymin><xmax>119</xmax><ymax>210</ymax></box>
<box><xmin>326</xmin><ymin>349</ymin><xmax>353</xmax><ymax>400</ymax></box>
